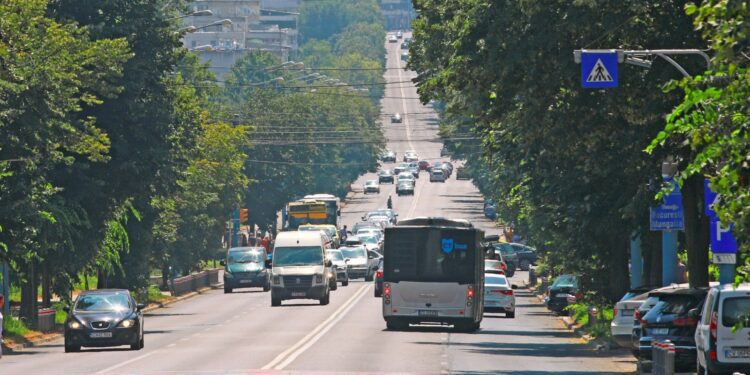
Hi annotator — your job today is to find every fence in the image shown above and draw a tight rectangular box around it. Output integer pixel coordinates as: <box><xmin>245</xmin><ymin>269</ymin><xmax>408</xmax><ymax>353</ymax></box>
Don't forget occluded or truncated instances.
<box><xmin>651</xmin><ymin>339</ymin><xmax>675</xmax><ymax>375</ymax></box>
<box><xmin>169</xmin><ymin>269</ymin><xmax>221</xmax><ymax>297</ymax></box>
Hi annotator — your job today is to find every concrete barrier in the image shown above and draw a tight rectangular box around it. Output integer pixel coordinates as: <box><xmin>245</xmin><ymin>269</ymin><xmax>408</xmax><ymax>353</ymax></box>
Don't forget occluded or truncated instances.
<box><xmin>170</xmin><ymin>269</ymin><xmax>222</xmax><ymax>296</ymax></box>
<box><xmin>37</xmin><ymin>308</ymin><xmax>56</xmax><ymax>333</ymax></box>
<box><xmin>652</xmin><ymin>339</ymin><xmax>675</xmax><ymax>375</ymax></box>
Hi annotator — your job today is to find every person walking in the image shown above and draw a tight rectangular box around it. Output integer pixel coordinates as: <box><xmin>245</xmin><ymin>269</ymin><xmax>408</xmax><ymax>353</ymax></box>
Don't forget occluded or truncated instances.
<box><xmin>340</xmin><ymin>225</ymin><xmax>348</xmax><ymax>242</ymax></box>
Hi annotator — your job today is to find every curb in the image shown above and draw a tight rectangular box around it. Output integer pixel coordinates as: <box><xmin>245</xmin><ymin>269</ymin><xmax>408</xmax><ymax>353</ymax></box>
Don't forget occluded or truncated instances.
<box><xmin>2</xmin><ymin>283</ymin><xmax>222</xmax><ymax>353</ymax></box>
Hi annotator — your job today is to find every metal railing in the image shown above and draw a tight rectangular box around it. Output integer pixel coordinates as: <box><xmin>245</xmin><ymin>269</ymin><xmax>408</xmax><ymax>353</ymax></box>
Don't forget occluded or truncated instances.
<box><xmin>651</xmin><ymin>339</ymin><xmax>675</xmax><ymax>375</ymax></box>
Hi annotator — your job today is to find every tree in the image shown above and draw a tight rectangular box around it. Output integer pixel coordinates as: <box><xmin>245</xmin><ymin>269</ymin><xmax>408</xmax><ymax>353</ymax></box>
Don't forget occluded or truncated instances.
<box><xmin>299</xmin><ymin>0</ymin><xmax>382</xmax><ymax>43</ymax></box>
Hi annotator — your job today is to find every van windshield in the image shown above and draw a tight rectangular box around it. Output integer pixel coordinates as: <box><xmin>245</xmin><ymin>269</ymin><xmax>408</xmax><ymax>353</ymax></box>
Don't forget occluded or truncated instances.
<box><xmin>273</xmin><ymin>246</ymin><xmax>323</xmax><ymax>266</ymax></box>
<box><xmin>722</xmin><ymin>297</ymin><xmax>750</xmax><ymax>327</ymax></box>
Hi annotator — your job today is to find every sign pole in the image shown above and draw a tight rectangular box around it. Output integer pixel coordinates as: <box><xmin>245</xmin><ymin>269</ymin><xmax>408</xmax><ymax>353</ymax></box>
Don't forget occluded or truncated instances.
<box><xmin>719</xmin><ymin>264</ymin><xmax>734</xmax><ymax>285</ymax></box>
<box><xmin>662</xmin><ymin>230</ymin><xmax>678</xmax><ymax>285</ymax></box>
<box><xmin>629</xmin><ymin>231</ymin><xmax>643</xmax><ymax>289</ymax></box>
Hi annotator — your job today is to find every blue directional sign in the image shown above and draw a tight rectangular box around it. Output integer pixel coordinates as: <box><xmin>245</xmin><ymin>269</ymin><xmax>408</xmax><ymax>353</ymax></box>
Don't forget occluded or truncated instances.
<box><xmin>650</xmin><ymin>177</ymin><xmax>684</xmax><ymax>231</ymax></box>
<box><xmin>705</xmin><ymin>179</ymin><xmax>738</xmax><ymax>258</ymax></box>
<box><xmin>581</xmin><ymin>51</ymin><xmax>618</xmax><ymax>89</ymax></box>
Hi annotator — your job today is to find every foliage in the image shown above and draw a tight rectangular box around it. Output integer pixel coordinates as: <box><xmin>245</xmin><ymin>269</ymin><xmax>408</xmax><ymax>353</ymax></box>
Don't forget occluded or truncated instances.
<box><xmin>409</xmin><ymin>0</ymin><xmax>702</xmax><ymax>301</ymax></box>
<box><xmin>3</xmin><ymin>316</ymin><xmax>31</xmax><ymax>339</ymax></box>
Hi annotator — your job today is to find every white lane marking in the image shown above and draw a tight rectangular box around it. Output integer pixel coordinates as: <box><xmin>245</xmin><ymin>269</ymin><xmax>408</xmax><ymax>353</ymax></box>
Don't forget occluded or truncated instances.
<box><xmin>167</xmin><ymin>343</ymin><xmax>176</xmax><ymax>348</ymax></box>
<box><xmin>396</xmin><ymin>46</ymin><xmax>415</xmax><ymax>152</ymax></box>
<box><xmin>261</xmin><ymin>284</ymin><xmax>370</xmax><ymax>370</ymax></box>
<box><xmin>94</xmin><ymin>350</ymin><xmax>159</xmax><ymax>374</ymax></box>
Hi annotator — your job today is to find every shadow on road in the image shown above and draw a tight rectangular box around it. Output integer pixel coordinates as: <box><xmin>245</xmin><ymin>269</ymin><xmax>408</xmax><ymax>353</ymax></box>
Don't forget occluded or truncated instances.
<box><xmin>415</xmin><ymin>340</ymin><xmax>610</xmax><ymax>359</ymax></box>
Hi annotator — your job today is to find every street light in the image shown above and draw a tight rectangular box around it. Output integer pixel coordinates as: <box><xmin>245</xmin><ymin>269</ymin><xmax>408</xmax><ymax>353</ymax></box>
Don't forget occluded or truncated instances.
<box><xmin>167</xmin><ymin>9</ymin><xmax>213</xmax><ymax>21</ymax></box>
<box><xmin>191</xmin><ymin>45</ymin><xmax>213</xmax><ymax>51</ymax></box>
<box><xmin>179</xmin><ymin>18</ymin><xmax>232</xmax><ymax>34</ymax></box>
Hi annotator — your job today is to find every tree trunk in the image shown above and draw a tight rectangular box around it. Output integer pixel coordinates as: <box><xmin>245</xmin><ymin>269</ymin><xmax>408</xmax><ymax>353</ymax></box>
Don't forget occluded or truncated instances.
<box><xmin>607</xmin><ymin>244</ymin><xmax>630</xmax><ymax>302</ymax></box>
<box><xmin>645</xmin><ymin>229</ymin><xmax>662</xmax><ymax>286</ymax></box>
<box><xmin>41</xmin><ymin>264</ymin><xmax>51</xmax><ymax>308</ymax></box>
<box><xmin>682</xmin><ymin>174</ymin><xmax>710</xmax><ymax>288</ymax></box>
<box><xmin>20</xmin><ymin>261</ymin><xmax>38</xmax><ymax>328</ymax></box>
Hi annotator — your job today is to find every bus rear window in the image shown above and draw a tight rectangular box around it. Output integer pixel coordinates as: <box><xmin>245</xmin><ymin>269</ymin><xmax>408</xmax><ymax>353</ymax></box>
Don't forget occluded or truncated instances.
<box><xmin>384</xmin><ymin>228</ymin><xmax>477</xmax><ymax>283</ymax></box>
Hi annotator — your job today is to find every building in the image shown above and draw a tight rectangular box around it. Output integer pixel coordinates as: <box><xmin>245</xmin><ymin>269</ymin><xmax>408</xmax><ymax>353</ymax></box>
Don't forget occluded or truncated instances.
<box><xmin>379</xmin><ymin>0</ymin><xmax>415</xmax><ymax>30</ymax></box>
<box><xmin>182</xmin><ymin>0</ymin><xmax>298</xmax><ymax>77</ymax></box>
<box><xmin>260</xmin><ymin>0</ymin><xmax>301</xmax><ymax>29</ymax></box>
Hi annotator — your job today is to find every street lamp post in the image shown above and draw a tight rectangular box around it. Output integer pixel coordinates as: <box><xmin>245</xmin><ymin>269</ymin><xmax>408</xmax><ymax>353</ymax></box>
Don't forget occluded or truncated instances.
<box><xmin>167</xmin><ymin>9</ymin><xmax>213</xmax><ymax>21</ymax></box>
<box><xmin>179</xmin><ymin>18</ymin><xmax>232</xmax><ymax>34</ymax></box>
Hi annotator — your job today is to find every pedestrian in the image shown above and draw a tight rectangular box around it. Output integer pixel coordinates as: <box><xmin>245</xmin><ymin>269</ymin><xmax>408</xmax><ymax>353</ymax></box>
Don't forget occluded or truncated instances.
<box><xmin>340</xmin><ymin>225</ymin><xmax>348</xmax><ymax>242</ymax></box>
<box><xmin>261</xmin><ymin>235</ymin><xmax>270</xmax><ymax>253</ymax></box>
<box><xmin>387</xmin><ymin>195</ymin><xmax>393</xmax><ymax>209</ymax></box>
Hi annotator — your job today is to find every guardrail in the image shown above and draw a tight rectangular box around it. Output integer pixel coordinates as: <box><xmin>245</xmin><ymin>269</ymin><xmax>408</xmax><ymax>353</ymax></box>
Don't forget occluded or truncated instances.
<box><xmin>169</xmin><ymin>269</ymin><xmax>222</xmax><ymax>296</ymax></box>
<box><xmin>652</xmin><ymin>339</ymin><xmax>675</xmax><ymax>375</ymax></box>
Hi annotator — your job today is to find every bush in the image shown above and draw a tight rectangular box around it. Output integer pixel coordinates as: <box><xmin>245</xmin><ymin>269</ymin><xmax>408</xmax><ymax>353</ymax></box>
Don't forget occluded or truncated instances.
<box><xmin>3</xmin><ymin>316</ymin><xmax>30</xmax><ymax>339</ymax></box>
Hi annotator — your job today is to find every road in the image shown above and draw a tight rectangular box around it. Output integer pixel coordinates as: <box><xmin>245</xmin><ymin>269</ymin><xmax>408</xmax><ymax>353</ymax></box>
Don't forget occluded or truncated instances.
<box><xmin>0</xmin><ymin>33</ymin><xmax>637</xmax><ymax>374</ymax></box>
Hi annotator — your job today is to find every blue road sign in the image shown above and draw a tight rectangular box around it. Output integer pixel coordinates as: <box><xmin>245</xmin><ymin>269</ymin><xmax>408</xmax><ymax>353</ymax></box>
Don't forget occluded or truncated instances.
<box><xmin>650</xmin><ymin>177</ymin><xmax>684</xmax><ymax>231</ymax></box>
<box><xmin>581</xmin><ymin>51</ymin><xmax>618</xmax><ymax>88</ymax></box>
<box><xmin>705</xmin><ymin>179</ymin><xmax>738</xmax><ymax>255</ymax></box>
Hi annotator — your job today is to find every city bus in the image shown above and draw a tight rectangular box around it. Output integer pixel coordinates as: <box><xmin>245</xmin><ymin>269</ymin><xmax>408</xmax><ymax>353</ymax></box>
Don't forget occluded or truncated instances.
<box><xmin>285</xmin><ymin>201</ymin><xmax>328</xmax><ymax>230</ymax></box>
<box><xmin>382</xmin><ymin>217</ymin><xmax>485</xmax><ymax>332</ymax></box>
<box><xmin>303</xmin><ymin>194</ymin><xmax>340</xmax><ymax>227</ymax></box>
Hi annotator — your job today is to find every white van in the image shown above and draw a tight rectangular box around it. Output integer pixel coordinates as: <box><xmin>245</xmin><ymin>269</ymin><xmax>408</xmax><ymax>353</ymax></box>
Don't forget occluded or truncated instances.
<box><xmin>695</xmin><ymin>283</ymin><xmax>750</xmax><ymax>374</ymax></box>
<box><xmin>270</xmin><ymin>231</ymin><xmax>333</xmax><ymax>306</ymax></box>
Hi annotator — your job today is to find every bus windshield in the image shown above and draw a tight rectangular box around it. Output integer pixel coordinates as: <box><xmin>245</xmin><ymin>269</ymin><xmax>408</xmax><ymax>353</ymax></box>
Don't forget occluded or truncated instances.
<box><xmin>384</xmin><ymin>227</ymin><xmax>478</xmax><ymax>283</ymax></box>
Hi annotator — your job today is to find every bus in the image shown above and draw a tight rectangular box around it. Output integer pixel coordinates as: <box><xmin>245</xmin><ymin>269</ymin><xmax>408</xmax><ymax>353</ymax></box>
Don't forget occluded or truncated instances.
<box><xmin>285</xmin><ymin>201</ymin><xmax>328</xmax><ymax>230</ymax></box>
<box><xmin>303</xmin><ymin>194</ymin><xmax>340</xmax><ymax>227</ymax></box>
<box><xmin>382</xmin><ymin>217</ymin><xmax>485</xmax><ymax>332</ymax></box>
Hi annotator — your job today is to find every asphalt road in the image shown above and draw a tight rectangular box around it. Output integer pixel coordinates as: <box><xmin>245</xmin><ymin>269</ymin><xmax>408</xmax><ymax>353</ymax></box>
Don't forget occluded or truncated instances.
<box><xmin>0</xmin><ymin>32</ymin><xmax>638</xmax><ymax>375</ymax></box>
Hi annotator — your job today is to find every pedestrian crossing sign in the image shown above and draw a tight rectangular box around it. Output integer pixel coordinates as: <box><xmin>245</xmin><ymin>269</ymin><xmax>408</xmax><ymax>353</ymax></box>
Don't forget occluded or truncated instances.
<box><xmin>581</xmin><ymin>51</ymin><xmax>618</xmax><ymax>88</ymax></box>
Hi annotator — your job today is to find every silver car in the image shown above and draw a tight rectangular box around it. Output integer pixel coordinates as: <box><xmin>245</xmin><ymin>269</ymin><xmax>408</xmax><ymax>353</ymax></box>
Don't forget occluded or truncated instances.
<box><xmin>326</xmin><ymin>250</ymin><xmax>350</xmax><ymax>286</ymax></box>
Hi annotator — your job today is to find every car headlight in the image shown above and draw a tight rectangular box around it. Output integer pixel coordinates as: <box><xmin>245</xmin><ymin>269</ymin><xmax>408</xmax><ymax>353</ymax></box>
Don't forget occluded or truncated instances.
<box><xmin>119</xmin><ymin>319</ymin><xmax>135</xmax><ymax>328</ymax></box>
<box><xmin>315</xmin><ymin>274</ymin><xmax>323</xmax><ymax>283</ymax></box>
<box><xmin>225</xmin><ymin>272</ymin><xmax>234</xmax><ymax>279</ymax></box>
<box><xmin>68</xmin><ymin>320</ymin><xmax>83</xmax><ymax>330</ymax></box>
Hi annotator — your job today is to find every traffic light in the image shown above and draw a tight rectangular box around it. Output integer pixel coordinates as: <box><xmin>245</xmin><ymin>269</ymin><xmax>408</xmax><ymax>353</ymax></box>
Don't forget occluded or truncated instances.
<box><xmin>239</xmin><ymin>208</ymin><xmax>248</xmax><ymax>225</ymax></box>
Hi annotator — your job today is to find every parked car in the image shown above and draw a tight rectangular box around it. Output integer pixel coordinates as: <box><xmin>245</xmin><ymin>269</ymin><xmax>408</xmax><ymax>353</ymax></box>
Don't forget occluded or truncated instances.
<box><xmin>388</xmin><ymin>35</ymin><xmax>398</xmax><ymax>43</ymax></box>
<box><xmin>611</xmin><ymin>285</ymin><xmax>659</xmax><ymax>349</ymax></box>
<box><xmin>374</xmin><ymin>259</ymin><xmax>384</xmax><ymax>297</ymax></box>
<box><xmin>364</xmin><ymin>179</ymin><xmax>381</xmax><ymax>194</ymax></box>
<box><xmin>221</xmin><ymin>246</ymin><xmax>271</xmax><ymax>293</ymax></box>
<box><xmin>326</xmin><ymin>249</ymin><xmax>350</xmax><ymax>287</ymax></box>
<box><xmin>396</xmin><ymin>180</ymin><xmax>415</xmax><ymax>196</ymax></box>
<box><xmin>545</xmin><ymin>274</ymin><xmax>580</xmax><ymax>314</ymax></box>
<box><xmin>496</xmin><ymin>242</ymin><xmax>538</xmax><ymax>270</ymax></box>
<box><xmin>396</xmin><ymin>30</ymin><xmax>403</xmax><ymax>38</ymax></box>
<box><xmin>400</xmin><ymin>51</ymin><xmax>409</xmax><ymax>61</ymax></box>
<box><xmin>484</xmin><ymin>202</ymin><xmax>497</xmax><ymax>220</ymax></box>
<box><xmin>378</xmin><ymin>169</ymin><xmax>395</xmax><ymax>183</ymax></box>
<box><xmin>637</xmin><ymin>288</ymin><xmax>708</xmax><ymax>372</ymax></box>
<box><xmin>391</xmin><ymin>113</ymin><xmax>402</xmax><ymax>123</ymax></box>
<box><xmin>483</xmin><ymin>273</ymin><xmax>516</xmax><ymax>318</ymax></box>
<box><xmin>695</xmin><ymin>283</ymin><xmax>750</xmax><ymax>374</ymax></box>
<box><xmin>400</xmin><ymin>41</ymin><xmax>409</xmax><ymax>50</ymax></box>
<box><xmin>64</xmin><ymin>289</ymin><xmax>145</xmax><ymax>352</ymax></box>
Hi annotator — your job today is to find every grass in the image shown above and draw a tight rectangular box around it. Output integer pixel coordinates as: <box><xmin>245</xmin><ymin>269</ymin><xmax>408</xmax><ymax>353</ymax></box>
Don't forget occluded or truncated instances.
<box><xmin>3</xmin><ymin>316</ymin><xmax>31</xmax><ymax>341</ymax></box>
<box><xmin>146</xmin><ymin>284</ymin><xmax>170</xmax><ymax>304</ymax></box>
<box><xmin>566</xmin><ymin>303</ymin><xmax>614</xmax><ymax>340</ymax></box>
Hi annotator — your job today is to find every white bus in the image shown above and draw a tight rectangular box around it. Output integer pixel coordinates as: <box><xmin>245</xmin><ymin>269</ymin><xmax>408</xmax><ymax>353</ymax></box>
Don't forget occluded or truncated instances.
<box><xmin>382</xmin><ymin>217</ymin><xmax>485</xmax><ymax>332</ymax></box>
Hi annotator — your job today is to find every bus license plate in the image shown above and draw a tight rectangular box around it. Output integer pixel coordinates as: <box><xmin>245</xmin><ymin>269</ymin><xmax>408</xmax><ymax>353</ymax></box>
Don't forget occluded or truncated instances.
<box><xmin>418</xmin><ymin>310</ymin><xmax>438</xmax><ymax>317</ymax></box>
<box><xmin>90</xmin><ymin>332</ymin><xmax>113</xmax><ymax>338</ymax></box>
<box><xmin>727</xmin><ymin>349</ymin><xmax>750</xmax><ymax>358</ymax></box>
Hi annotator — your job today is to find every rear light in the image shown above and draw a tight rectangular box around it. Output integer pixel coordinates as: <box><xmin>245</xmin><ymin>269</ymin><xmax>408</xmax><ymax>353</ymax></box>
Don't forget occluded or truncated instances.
<box><xmin>614</xmin><ymin>308</ymin><xmax>618</xmax><ymax>317</ymax></box>
<box><xmin>710</xmin><ymin>312</ymin><xmax>717</xmax><ymax>339</ymax></box>
<box><xmin>376</xmin><ymin>270</ymin><xmax>383</xmax><ymax>279</ymax></box>
<box><xmin>500</xmin><ymin>263</ymin><xmax>507</xmax><ymax>271</ymax></box>
<box><xmin>574</xmin><ymin>292</ymin><xmax>584</xmax><ymax>301</ymax></box>
<box><xmin>466</xmin><ymin>286</ymin><xmax>474</xmax><ymax>306</ymax></box>
<box><xmin>634</xmin><ymin>309</ymin><xmax>642</xmax><ymax>321</ymax></box>
<box><xmin>500</xmin><ymin>290</ymin><xmax>513</xmax><ymax>296</ymax></box>
<box><xmin>383</xmin><ymin>282</ymin><xmax>391</xmax><ymax>305</ymax></box>
<box><xmin>672</xmin><ymin>317</ymin><xmax>698</xmax><ymax>327</ymax></box>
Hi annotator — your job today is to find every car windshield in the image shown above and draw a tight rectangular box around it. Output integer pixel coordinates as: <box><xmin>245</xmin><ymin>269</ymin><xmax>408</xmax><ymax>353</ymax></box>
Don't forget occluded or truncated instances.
<box><xmin>75</xmin><ymin>293</ymin><xmax>130</xmax><ymax>313</ymax></box>
<box><xmin>359</xmin><ymin>235</ymin><xmax>378</xmax><ymax>244</ymax></box>
<box><xmin>722</xmin><ymin>297</ymin><xmax>750</xmax><ymax>327</ymax></box>
<box><xmin>340</xmin><ymin>247</ymin><xmax>367</xmax><ymax>259</ymax></box>
<box><xmin>326</xmin><ymin>251</ymin><xmax>344</xmax><ymax>261</ymax></box>
<box><xmin>552</xmin><ymin>275</ymin><xmax>578</xmax><ymax>288</ymax></box>
<box><xmin>273</xmin><ymin>246</ymin><xmax>323</xmax><ymax>266</ymax></box>
<box><xmin>366</xmin><ymin>180</ymin><xmax>377</xmax><ymax>185</ymax></box>
<box><xmin>486</xmin><ymin>275</ymin><xmax>508</xmax><ymax>285</ymax></box>
<box><xmin>228</xmin><ymin>250</ymin><xmax>264</xmax><ymax>264</ymax></box>
<box><xmin>299</xmin><ymin>226</ymin><xmax>335</xmax><ymax>238</ymax></box>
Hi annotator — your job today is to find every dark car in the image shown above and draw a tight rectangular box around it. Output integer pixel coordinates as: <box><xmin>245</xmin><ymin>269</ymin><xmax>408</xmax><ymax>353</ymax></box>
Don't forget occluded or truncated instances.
<box><xmin>378</xmin><ymin>169</ymin><xmax>395</xmax><ymax>183</ymax></box>
<box><xmin>418</xmin><ymin>160</ymin><xmax>430</xmax><ymax>170</ymax></box>
<box><xmin>501</xmin><ymin>242</ymin><xmax>538</xmax><ymax>270</ymax></box>
<box><xmin>381</xmin><ymin>150</ymin><xmax>396</xmax><ymax>162</ymax></box>
<box><xmin>374</xmin><ymin>258</ymin><xmax>384</xmax><ymax>297</ymax></box>
<box><xmin>545</xmin><ymin>274</ymin><xmax>580</xmax><ymax>314</ymax></box>
<box><xmin>221</xmin><ymin>247</ymin><xmax>271</xmax><ymax>293</ymax></box>
<box><xmin>64</xmin><ymin>289</ymin><xmax>145</xmax><ymax>352</ymax></box>
<box><xmin>637</xmin><ymin>288</ymin><xmax>708</xmax><ymax>372</ymax></box>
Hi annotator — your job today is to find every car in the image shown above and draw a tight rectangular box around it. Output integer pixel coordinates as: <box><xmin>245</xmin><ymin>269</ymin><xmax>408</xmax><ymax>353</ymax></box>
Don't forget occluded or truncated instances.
<box><xmin>326</xmin><ymin>249</ymin><xmax>350</xmax><ymax>287</ymax></box>
<box><xmin>400</xmin><ymin>41</ymin><xmax>409</xmax><ymax>50</ymax></box>
<box><xmin>506</xmin><ymin>243</ymin><xmax>538</xmax><ymax>270</ymax></box>
<box><xmin>356</xmin><ymin>228</ymin><xmax>383</xmax><ymax>240</ymax></box>
<box><xmin>430</xmin><ymin>169</ymin><xmax>446</xmax><ymax>182</ymax></box>
<box><xmin>388</xmin><ymin>35</ymin><xmax>398</xmax><ymax>43</ymax></box>
<box><xmin>363</xmin><ymin>209</ymin><xmax>398</xmax><ymax>224</ymax></box>
<box><xmin>339</xmin><ymin>245</ymin><xmax>375</xmax><ymax>281</ymax></box>
<box><xmin>400</xmin><ymin>51</ymin><xmax>409</xmax><ymax>61</ymax></box>
<box><xmin>418</xmin><ymin>160</ymin><xmax>430</xmax><ymax>170</ymax></box>
<box><xmin>359</xmin><ymin>234</ymin><xmax>383</xmax><ymax>252</ymax></box>
<box><xmin>64</xmin><ymin>289</ymin><xmax>145</xmax><ymax>352</ymax></box>
<box><xmin>456</xmin><ymin>166</ymin><xmax>470</xmax><ymax>180</ymax></box>
<box><xmin>695</xmin><ymin>283</ymin><xmax>750</xmax><ymax>374</ymax></box>
<box><xmin>484</xmin><ymin>259</ymin><xmax>507</xmax><ymax>275</ymax></box>
<box><xmin>352</xmin><ymin>221</ymin><xmax>381</xmax><ymax>234</ymax></box>
<box><xmin>381</xmin><ymin>150</ymin><xmax>396</xmax><ymax>162</ymax></box>
<box><xmin>374</xmin><ymin>258</ymin><xmax>384</xmax><ymax>297</ymax></box>
<box><xmin>221</xmin><ymin>247</ymin><xmax>271</xmax><ymax>293</ymax></box>
<box><xmin>428</xmin><ymin>161</ymin><xmax>443</xmax><ymax>172</ymax></box>
<box><xmin>404</xmin><ymin>153</ymin><xmax>419</xmax><ymax>163</ymax></box>
<box><xmin>394</xmin><ymin>162</ymin><xmax>410</xmax><ymax>175</ymax></box>
<box><xmin>396</xmin><ymin>30</ymin><xmax>403</xmax><ymax>39</ymax></box>
<box><xmin>391</xmin><ymin>113</ymin><xmax>402</xmax><ymax>123</ymax></box>
<box><xmin>364</xmin><ymin>179</ymin><xmax>380</xmax><ymax>194</ymax></box>
<box><xmin>298</xmin><ymin>224</ymin><xmax>341</xmax><ymax>248</ymax></box>
<box><xmin>397</xmin><ymin>171</ymin><xmax>415</xmax><ymax>183</ymax></box>
<box><xmin>492</xmin><ymin>243</ymin><xmax>519</xmax><ymax>275</ymax></box>
<box><xmin>483</xmin><ymin>273</ymin><xmax>516</xmax><ymax>318</ymax></box>
<box><xmin>637</xmin><ymin>288</ymin><xmax>708</xmax><ymax>372</ymax></box>
<box><xmin>610</xmin><ymin>287</ymin><xmax>655</xmax><ymax>349</ymax></box>
<box><xmin>270</xmin><ymin>231</ymin><xmax>333</xmax><ymax>306</ymax></box>
<box><xmin>404</xmin><ymin>37</ymin><xmax>412</xmax><ymax>43</ymax></box>
<box><xmin>545</xmin><ymin>274</ymin><xmax>580</xmax><ymax>314</ymax></box>
<box><xmin>408</xmin><ymin>165</ymin><xmax>420</xmax><ymax>178</ymax></box>
<box><xmin>441</xmin><ymin>161</ymin><xmax>454</xmax><ymax>176</ymax></box>
<box><xmin>440</xmin><ymin>146</ymin><xmax>451</xmax><ymax>156</ymax></box>
<box><xmin>396</xmin><ymin>180</ymin><xmax>414</xmax><ymax>196</ymax></box>
<box><xmin>378</xmin><ymin>169</ymin><xmax>395</xmax><ymax>184</ymax></box>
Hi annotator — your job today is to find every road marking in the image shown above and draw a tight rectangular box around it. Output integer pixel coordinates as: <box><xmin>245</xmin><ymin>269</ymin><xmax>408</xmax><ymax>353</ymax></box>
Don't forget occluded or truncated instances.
<box><xmin>167</xmin><ymin>343</ymin><xmax>176</xmax><ymax>348</ymax></box>
<box><xmin>261</xmin><ymin>284</ymin><xmax>370</xmax><ymax>370</ymax></box>
<box><xmin>94</xmin><ymin>350</ymin><xmax>159</xmax><ymax>374</ymax></box>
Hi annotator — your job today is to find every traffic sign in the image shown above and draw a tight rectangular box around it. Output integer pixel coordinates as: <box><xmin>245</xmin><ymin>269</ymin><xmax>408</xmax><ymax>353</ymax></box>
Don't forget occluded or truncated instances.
<box><xmin>705</xmin><ymin>180</ymin><xmax>737</xmax><ymax>261</ymax></box>
<box><xmin>581</xmin><ymin>51</ymin><xmax>618</xmax><ymax>88</ymax></box>
<box><xmin>650</xmin><ymin>177</ymin><xmax>684</xmax><ymax>231</ymax></box>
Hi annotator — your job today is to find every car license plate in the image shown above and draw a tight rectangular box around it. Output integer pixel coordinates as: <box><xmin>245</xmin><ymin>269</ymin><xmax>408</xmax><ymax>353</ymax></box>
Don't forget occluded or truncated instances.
<box><xmin>239</xmin><ymin>279</ymin><xmax>253</xmax><ymax>284</ymax></box>
<box><xmin>650</xmin><ymin>328</ymin><xmax>669</xmax><ymax>335</ymax></box>
<box><xmin>621</xmin><ymin>309</ymin><xmax>633</xmax><ymax>316</ymax></box>
<box><xmin>291</xmin><ymin>292</ymin><xmax>306</xmax><ymax>297</ymax></box>
<box><xmin>90</xmin><ymin>332</ymin><xmax>113</xmax><ymax>338</ymax></box>
<box><xmin>555</xmin><ymin>293</ymin><xmax>569</xmax><ymax>298</ymax></box>
<box><xmin>418</xmin><ymin>310</ymin><xmax>438</xmax><ymax>317</ymax></box>
<box><xmin>727</xmin><ymin>349</ymin><xmax>750</xmax><ymax>358</ymax></box>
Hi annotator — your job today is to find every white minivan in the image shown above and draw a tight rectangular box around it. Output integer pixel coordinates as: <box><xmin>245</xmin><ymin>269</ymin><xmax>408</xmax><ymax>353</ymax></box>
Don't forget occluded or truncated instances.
<box><xmin>270</xmin><ymin>231</ymin><xmax>333</xmax><ymax>306</ymax></box>
<box><xmin>695</xmin><ymin>283</ymin><xmax>750</xmax><ymax>374</ymax></box>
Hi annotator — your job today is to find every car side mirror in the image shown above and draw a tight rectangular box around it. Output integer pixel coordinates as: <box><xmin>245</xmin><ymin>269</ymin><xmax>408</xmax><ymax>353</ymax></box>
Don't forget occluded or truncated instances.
<box><xmin>63</xmin><ymin>306</ymin><xmax>70</xmax><ymax>313</ymax></box>
<box><xmin>136</xmin><ymin>303</ymin><xmax>146</xmax><ymax>311</ymax></box>
<box><xmin>265</xmin><ymin>259</ymin><xmax>273</xmax><ymax>268</ymax></box>
<box><xmin>220</xmin><ymin>260</ymin><xmax>226</xmax><ymax>266</ymax></box>
<box><xmin>511</xmin><ymin>284</ymin><xmax>518</xmax><ymax>290</ymax></box>
<box><xmin>688</xmin><ymin>307</ymin><xmax>700</xmax><ymax>319</ymax></box>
